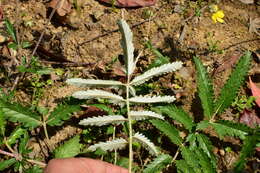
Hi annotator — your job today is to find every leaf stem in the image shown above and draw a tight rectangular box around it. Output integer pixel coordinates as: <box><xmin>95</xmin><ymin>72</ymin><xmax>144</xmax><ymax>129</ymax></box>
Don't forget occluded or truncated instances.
<box><xmin>42</xmin><ymin>121</ymin><xmax>50</xmax><ymax>142</ymax></box>
<box><xmin>126</xmin><ymin>80</ymin><xmax>133</xmax><ymax>172</ymax></box>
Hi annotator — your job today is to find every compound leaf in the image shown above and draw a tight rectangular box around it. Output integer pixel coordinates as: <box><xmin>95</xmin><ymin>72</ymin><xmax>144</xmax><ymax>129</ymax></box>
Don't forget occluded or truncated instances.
<box><xmin>176</xmin><ymin>160</ymin><xmax>196</xmax><ymax>173</ymax></box>
<box><xmin>129</xmin><ymin>95</ymin><xmax>176</xmax><ymax>103</ymax></box>
<box><xmin>130</xmin><ymin>111</ymin><xmax>164</xmax><ymax>120</ymax></box>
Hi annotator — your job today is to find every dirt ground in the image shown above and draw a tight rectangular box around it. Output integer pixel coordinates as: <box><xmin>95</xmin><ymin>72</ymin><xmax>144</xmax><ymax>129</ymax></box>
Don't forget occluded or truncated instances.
<box><xmin>1</xmin><ymin>0</ymin><xmax>260</xmax><ymax>172</ymax></box>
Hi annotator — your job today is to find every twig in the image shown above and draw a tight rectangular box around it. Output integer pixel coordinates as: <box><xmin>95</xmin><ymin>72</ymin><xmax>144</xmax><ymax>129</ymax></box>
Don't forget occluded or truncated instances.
<box><xmin>40</xmin><ymin>60</ymin><xmax>94</xmax><ymax>67</ymax></box>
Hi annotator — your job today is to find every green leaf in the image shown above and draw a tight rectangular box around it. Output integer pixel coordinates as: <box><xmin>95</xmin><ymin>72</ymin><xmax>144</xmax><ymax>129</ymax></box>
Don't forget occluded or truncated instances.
<box><xmin>210</xmin><ymin>120</ymin><xmax>251</xmax><ymax>140</ymax></box>
<box><xmin>196</xmin><ymin>134</ymin><xmax>217</xmax><ymax>169</ymax></box>
<box><xmin>0</xmin><ymin>108</ymin><xmax>6</xmax><ymax>136</ymax></box>
<box><xmin>24</xmin><ymin>166</ymin><xmax>43</xmax><ymax>173</ymax></box>
<box><xmin>215</xmin><ymin>51</ymin><xmax>251</xmax><ymax>114</ymax></box>
<box><xmin>180</xmin><ymin>147</ymin><xmax>201</xmax><ymax>173</ymax></box>
<box><xmin>176</xmin><ymin>160</ymin><xmax>195</xmax><ymax>173</ymax></box>
<box><xmin>196</xmin><ymin>120</ymin><xmax>210</xmax><ymax>130</ymax></box>
<box><xmin>234</xmin><ymin>134</ymin><xmax>259</xmax><ymax>172</ymax></box>
<box><xmin>54</xmin><ymin>135</ymin><xmax>82</xmax><ymax>158</ymax></box>
<box><xmin>4</xmin><ymin>19</ymin><xmax>17</xmax><ymax>43</ymax></box>
<box><xmin>195</xmin><ymin>148</ymin><xmax>216</xmax><ymax>173</ymax></box>
<box><xmin>150</xmin><ymin>119</ymin><xmax>183</xmax><ymax>146</ymax></box>
<box><xmin>21</xmin><ymin>41</ymin><xmax>31</xmax><ymax>49</ymax></box>
<box><xmin>0</xmin><ymin>99</ymin><xmax>41</xmax><ymax>128</ymax></box>
<box><xmin>194</xmin><ymin>56</ymin><xmax>214</xmax><ymax>119</ymax></box>
<box><xmin>155</xmin><ymin>105</ymin><xmax>194</xmax><ymax>131</ymax></box>
<box><xmin>0</xmin><ymin>158</ymin><xmax>16</xmax><ymax>171</ymax></box>
<box><xmin>7</xmin><ymin>127</ymin><xmax>26</xmax><ymax>146</ymax></box>
<box><xmin>145</xmin><ymin>41</ymin><xmax>170</xmax><ymax>69</ymax></box>
<box><xmin>47</xmin><ymin>104</ymin><xmax>81</xmax><ymax>126</ymax></box>
<box><xmin>8</xmin><ymin>42</ymin><xmax>18</xmax><ymax>50</ymax></box>
<box><xmin>143</xmin><ymin>154</ymin><xmax>172</xmax><ymax>173</ymax></box>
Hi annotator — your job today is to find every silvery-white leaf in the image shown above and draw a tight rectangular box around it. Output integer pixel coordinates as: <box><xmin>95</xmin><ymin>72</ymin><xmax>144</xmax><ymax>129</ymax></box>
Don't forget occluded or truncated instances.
<box><xmin>129</xmin><ymin>95</ymin><xmax>176</xmax><ymax>103</ymax></box>
<box><xmin>118</xmin><ymin>19</ymin><xmax>135</xmax><ymax>77</ymax></box>
<box><xmin>66</xmin><ymin>78</ymin><xmax>124</xmax><ymax>87</ymax></box>
<box><xmin>130</xmin><ymin>111</ymin><xmax>164</xmax><ymax>120</ymax></box>
<box><xmin>129</xmin><ymin>86</ymin><xmax>136</xmax><ymax>96</ymax></box>
<box><xmin>130</xmin><ymin>62</ymin><xmax>183</xmax><ymax>86</ymax></box>
<box><xmin>88</xmin><ymin>138</ymin><xmax>128</xmax><ymax>152</ymax></box>
<box><xmin>72</xmin><ymin>90</ymin><xmax>125</xmax><ymax>103</ymax></box>
<box><xmin>79</xmin><ymin>115</ymin><xmax>127</xmax><ymax>126</ymax></box>
<box><xmin>239</xmin><ymin>0</ymin><xmax>254</xmax><ymax>4</ymax></box>
<box><xmin>133</xmin><ymin>132</ymin><xmax>158</xmax><ymax>156</ymax></box>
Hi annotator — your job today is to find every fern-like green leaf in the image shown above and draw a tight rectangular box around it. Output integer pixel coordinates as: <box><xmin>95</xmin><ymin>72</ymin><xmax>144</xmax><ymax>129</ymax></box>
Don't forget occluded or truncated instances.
<box><xmin>175</xmin><ymin>160</ymin><xmax>196</xmax><ymax>173</ymax></box>
<box><xmin>150</xmin><ymin>119</ymin><xmax>183</xmax><ymax>146</ymax></box>
<box><xmin>143</xmin><ymin>154</ymin><xmax>172</xmax><ymax>173</ymax></box>
<box><xmin>234</xmin><ymin>134</ymin><xmax>259</xmax><ymax>172</ymax></box>
<box><xmin>54</xmin><ymin>135</ymin><xmax>82</xmax><ymax>158</ymax></box>
<box><xmin>196</xmin><ymin>134</ymin><xmax>217</xmax><ymax>169</ymax></box>
<box><xmin>194</xmin><ymin>56</ymin><xmax>214</xmax><ymax>119</ymax></box>
<box><xmin>133</xmin><ymin>132</ymin><xmax>158</xmax><ymax>155</ymax></box>
<box><xmin>47</xmin><ymin>104</ymin><xmax>81</xmax><ymax>126</ymax></box>
<box><xmin>210</xmin><ymin>120</ymin><xmax>251</xmax><ymax>140</ymax></box>
<box><xmin>195</xmin><ymin>148</ymin><xmax>216</xmax><ymax>173</ymax></box>
<box><xmin>180</xmin><ymin>147</ymin><xmax>201</xmax><ymax>173</ymax></box>
<box><xmin>0</xmin><ymin>158</ymin><xmax>16</xmax><ymax>171</ymax></box>
<box><xmin>130</xmin><ymin>62</ymin><xmax>183</xmax><ymax>86</ymax></box>
<box><xmin>117</xmin><ymin>19</ymin><xmax>135</xmax><ymax>76</ymax></box>
<box><xmin>0</xmin><ymin>99</ymin><xmax>41</xmax><ymax>128</ymax></box>
<box><xmin>155</xmin><ymin>105</ymin><xmax>194</xmax><ymax>132</ymax></box>
<box><xmin>215</xmin><ymin>51</ymin><xmax>251</xmax><ymax>114</ymax></box>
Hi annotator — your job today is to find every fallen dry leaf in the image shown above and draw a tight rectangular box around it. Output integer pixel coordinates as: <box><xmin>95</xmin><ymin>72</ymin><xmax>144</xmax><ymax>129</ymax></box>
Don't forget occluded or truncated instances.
<box><xmin>239</xmin><ymin>109</ymin><xmax>260</xmax><ymax>128</ymax></box>
<box><xmin>99</xmin><ymin>0</ymin><xmax>156</xmax><ymax>7</ymax></box>
<box><xmin>249</xmin><ymin>77</ymin><xmax>260</xmax><ymax>107</ymax></box>
<box><xmin>0</xmin><ymin>5</ymin><xmax>3</xmax><ymax>21</ymax></box>
<box><xmin>49</xmin><ymin>0</ymin><xmax>72</xmax><ymax>16</ymax></box>
<box><xmin>213</xmin><ymin>51</ymin><xmax>241</xmax><ymax>75</ymax></box>
<box><xmin>249</xmin><ymin>18</ymin><xmax>260</xmax><ymax>36</ymax></box>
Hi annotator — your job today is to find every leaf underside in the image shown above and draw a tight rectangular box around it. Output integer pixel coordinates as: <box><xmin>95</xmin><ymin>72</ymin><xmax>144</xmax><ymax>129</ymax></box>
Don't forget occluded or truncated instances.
<box><xmin>66</xmin><ymin>78</ymin><xmax>124</xmax><ymax>87</ymax></box>
<box><xmin>133</xmin><ymin>132</ymin><xmax>158</xmax><ymax>155</ymax></box>
<box><xmin>130</xmin><ymin>110</ymin><xmax>164</xmax><ymax>120</ymax></box>
<box><xmin>130</xmin><ymin>62</ymin><xmax>183</xmax><ymax>86</ymax></box>
<box><xmin>88</xmin><ymin>138</ymin><xmax>128</xmax><ymax>152</ymax></box>
<box><xmin>79</xmin><ymin>115</ymin><xmax>127</xmax><ymax>126</ymax></box>
<box><xmin>129</xmin><ymin>95</ymin><xmax>176</xmax><ymax>103</ymax></box>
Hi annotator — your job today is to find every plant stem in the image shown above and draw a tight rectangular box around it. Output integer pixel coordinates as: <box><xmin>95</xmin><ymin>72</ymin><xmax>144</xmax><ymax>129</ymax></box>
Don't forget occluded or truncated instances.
<box><xmin>42</xmin><ymin>121</ymin><xmax>50</xmax><ymax>142</ymax></box>
<box><xmin>126</xmin><ymin>81</ymin><xmax>133</xmax><ymax>172</ymax></box>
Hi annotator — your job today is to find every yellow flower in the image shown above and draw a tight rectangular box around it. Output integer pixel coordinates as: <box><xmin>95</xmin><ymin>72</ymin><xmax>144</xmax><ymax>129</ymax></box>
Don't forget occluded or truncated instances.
<box><xmin>212</xmin><ymin>10</ymin><xmax>225</xmax><ymax>23</ymax></box>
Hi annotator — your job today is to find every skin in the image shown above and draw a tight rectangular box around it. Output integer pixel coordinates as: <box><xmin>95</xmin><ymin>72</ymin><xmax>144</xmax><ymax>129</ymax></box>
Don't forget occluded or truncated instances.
<box><xmin>44</xmin><ymin>158</ymin><xmax>128</xmax><ymax>173</ymax></box>
<box><xmin>99</xmin><ymin>0</ymin><xmax>156</xmax><ymax>7</ymax></box>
